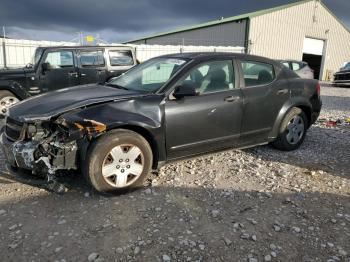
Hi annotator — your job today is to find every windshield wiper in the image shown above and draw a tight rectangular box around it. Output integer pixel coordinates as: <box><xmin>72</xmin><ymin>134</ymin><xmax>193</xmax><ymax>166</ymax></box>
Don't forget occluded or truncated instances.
<box><xmin>106</xmin><ymin>83</ymin><xmax>129</xmax><ymax>90</ymax></box>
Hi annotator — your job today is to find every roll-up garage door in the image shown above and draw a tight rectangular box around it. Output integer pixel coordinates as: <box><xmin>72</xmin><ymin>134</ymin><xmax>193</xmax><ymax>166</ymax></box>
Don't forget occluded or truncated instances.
<box><xmin>302</xmin><ymin>37</ymin><xmax>325</xmax><ymax>79</ymax></box>
<box><xmin>303</xmin><ymin>38</ymin><xmax>324</xmax><ymax>55</ymax></box>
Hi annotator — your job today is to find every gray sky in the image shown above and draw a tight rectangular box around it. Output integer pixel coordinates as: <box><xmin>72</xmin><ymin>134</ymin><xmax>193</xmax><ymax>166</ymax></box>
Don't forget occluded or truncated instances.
<box><xmin>0</xmin><ymin>0</ymin><xmax>349</xmax><ymax>43</ymax></box>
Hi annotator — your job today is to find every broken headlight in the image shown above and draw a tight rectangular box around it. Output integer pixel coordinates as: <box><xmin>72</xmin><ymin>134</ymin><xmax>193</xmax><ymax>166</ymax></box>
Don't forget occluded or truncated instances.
<box><xmin>74</xmin><ymin>119</ymin><xmax>106</xmax><ymax>134</ymax></box>
<box><xmin>26</xmin><ymin>124</ymin><xmax>37</xmax><ymax>137</ymax></box>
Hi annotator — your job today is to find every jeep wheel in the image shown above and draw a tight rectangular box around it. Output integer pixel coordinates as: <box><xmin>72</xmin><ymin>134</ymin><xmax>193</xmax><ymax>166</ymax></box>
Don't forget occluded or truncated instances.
<box><xmin>0</xmin><ymin>90</ymin><xmax>19</xmax><ymax>116</ymax></box>
<box><xmin>272</xmin><ymin>107</ymin><xmax>308</xmax><ymax>151</ymax></box>
<box><xmin>85</xmin><ymin>129</ymin><xmax>153</xmax><ymax>193</ymax></box>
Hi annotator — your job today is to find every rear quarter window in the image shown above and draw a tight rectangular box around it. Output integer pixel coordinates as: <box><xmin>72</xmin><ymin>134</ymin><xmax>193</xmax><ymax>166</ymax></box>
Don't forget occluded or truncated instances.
<box><xmin>292</xmin><ymin>62</ymin><xmax>302</xmax><ymax>71</ymax></box>
<box><xmin>241</xmin><ymin>61</ymin><xmax>275</xmax><ymax>87</ymax></box>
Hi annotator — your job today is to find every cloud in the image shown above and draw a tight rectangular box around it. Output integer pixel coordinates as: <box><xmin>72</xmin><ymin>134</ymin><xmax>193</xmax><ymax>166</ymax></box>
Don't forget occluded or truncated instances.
<box><xmin>0</xmin><ymin>0</ymin><xmax>349</xmax><ymax>42</ymax></box>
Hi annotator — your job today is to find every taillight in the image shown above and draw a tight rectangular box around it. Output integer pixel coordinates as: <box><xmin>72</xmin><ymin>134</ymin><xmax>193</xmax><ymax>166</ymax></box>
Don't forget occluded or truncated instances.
<box><xmin>316</xmin><ymin>82</ymin><xmax>321</xmax><ymax>96</ymax></box>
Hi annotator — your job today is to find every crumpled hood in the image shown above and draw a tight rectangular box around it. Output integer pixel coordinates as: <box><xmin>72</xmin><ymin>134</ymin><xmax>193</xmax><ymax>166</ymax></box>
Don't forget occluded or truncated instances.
<box><xmin>8</xmin><ymin>84</ymin><xmax>147</xmax><ymax>122</ymax></box>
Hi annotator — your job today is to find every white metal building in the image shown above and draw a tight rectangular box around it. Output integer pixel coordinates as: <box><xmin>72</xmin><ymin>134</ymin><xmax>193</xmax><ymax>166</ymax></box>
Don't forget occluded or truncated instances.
<box><xmin>127</xmin><ymin>0</ymin><xmax>350</xmax><ymax>80</ymax></box>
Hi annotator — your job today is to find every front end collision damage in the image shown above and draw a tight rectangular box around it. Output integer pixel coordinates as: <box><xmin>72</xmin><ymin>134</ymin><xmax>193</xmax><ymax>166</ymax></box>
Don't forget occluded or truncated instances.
<box><xmin>6</xmin><ymin>115</ymin><xmax>108</xmax><ymax>179</ymax></box>
<box><xmin>4</xmin><ymin>96</ymin><xmax>164</xmax><ymax>188</ymax></box>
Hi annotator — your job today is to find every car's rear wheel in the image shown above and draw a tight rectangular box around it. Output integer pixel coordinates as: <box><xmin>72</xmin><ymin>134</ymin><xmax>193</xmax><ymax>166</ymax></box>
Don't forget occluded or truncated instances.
<box><xmin>0</xmin><ymin>90</ymin><xmax>19</xmax><ymax>116</ymax></box>
<box><xmin>84</xmin><ymin>129</ymin><xmax>153</xmax><ymax>193</ymax></box>
<box><xmin>272</xmin><ymin>107</ymin><xmax>308</xmax><ymax>151</ymax></box>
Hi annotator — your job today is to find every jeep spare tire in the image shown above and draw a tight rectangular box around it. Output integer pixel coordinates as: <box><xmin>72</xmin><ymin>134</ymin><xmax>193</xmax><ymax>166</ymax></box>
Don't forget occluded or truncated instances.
<box><xmin>0</xmin><ymin>90</ymin><xmax>19</xmax><ymax>116</ymax></box>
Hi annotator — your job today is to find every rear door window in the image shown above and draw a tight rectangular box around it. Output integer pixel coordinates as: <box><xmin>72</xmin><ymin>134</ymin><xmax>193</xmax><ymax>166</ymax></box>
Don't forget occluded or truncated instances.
<box><xmin>109</xmin><ymin>50</ymin><xmax>134</xmax><ymax>66</ymax></box>
<box><xmin>80</xmin><ymin>50</ymin><xmax>105</xmax><ymax>67</ymax></box>
<box><xmin>282</xmin><ymin>62</ymin><xmax>290</xmax><ymax>69</ymax></box>
<box><xmin>241</xmin><ymin>61</ymin><xmax>275</xmax><ymax>87</ymax></box>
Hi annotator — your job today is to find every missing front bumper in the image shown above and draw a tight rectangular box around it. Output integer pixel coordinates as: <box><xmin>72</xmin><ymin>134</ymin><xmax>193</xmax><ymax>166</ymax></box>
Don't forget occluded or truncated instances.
<box><xmin>1</xmin><ymin>133</ymin><xmax>79</xmax><ymax>175</ymax></box>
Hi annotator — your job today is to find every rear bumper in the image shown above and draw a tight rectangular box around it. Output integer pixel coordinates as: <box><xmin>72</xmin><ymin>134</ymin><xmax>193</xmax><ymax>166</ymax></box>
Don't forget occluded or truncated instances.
<box><xmin>311</xmin><ymin>111</ymin><xmax>320</xmax><ymax>125</ymax></box>
<box><xmin>310</xmin><ymin>98</ymin><xmax>322</xmax><ymax>125</ymax></box>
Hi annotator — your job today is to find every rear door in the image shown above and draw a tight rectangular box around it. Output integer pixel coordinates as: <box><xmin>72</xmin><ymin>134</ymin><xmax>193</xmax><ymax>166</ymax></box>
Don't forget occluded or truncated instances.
<box><xmin>38</xmin><ymin>49</ymin><xmax>79</xmax><ymax>93</ymax></box>
<box><xmin>78</xmin><ymin>49</ymin><xmax>107</xmax><ymax>84</ymax></box>
<box><xmin>238</xmin><ymin>60</ymin><xmax>290</xmax><ymax>145</ymax></box>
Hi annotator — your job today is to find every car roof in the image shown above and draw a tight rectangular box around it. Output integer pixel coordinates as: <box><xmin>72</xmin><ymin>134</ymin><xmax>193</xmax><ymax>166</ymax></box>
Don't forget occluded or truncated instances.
<box><xmin>158</xmin><ymin>52</ymin><xmax>279</xmax><ymax>65</ymax></box>
<box><xmin>277</xmin><ymin>59</ymin><xmax>306</xmax><ymax>64</ymax></box>
<box><xmin>37</xmin><ymin>45</ymin><xmax>133</xmax><ymax>50</ymax></box>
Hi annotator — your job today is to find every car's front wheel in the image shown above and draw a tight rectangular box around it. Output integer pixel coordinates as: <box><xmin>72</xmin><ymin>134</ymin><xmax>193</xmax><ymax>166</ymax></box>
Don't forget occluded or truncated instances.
<box><xmin>85</xmin><ymin>129</ymin><xmax>153</xmax><ymax>193</ymax></box>
<box><xmin>272</xmin><ymin>107</ymin><xmax>308</xmax><ymax>151</ymax></box>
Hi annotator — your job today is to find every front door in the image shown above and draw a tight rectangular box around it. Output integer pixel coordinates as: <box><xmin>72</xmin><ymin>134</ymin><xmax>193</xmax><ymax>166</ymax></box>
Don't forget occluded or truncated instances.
<box><xmin>78</xmin><ymin>49</ymin><xmax>107</xmax><ymax>85</ymax></box>
<box><xmin>38</xmin><ymin>50</ymin><xmax>79</xmax><ymax>93</ymax></box>
<box><xmin>165</xmin><ymin>60</ymin><xmax>243</xmax><ymax>159</ymax></box>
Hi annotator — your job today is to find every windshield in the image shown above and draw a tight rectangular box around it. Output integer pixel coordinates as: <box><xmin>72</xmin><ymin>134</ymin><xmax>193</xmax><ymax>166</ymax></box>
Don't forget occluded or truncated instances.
<box><xmin>343</xmin><ymin>62</ymin><xmax>350</xmax><ymax>71</ymax></box>
<box><xmin>30</xmin><ymin>48</ymin><xmax>44</xmax><ymax>68</ymax></box>
<box><xmin>109</xmin><ymin>57</ymin><xmax>188</xmax><ymax>92</ymax></box>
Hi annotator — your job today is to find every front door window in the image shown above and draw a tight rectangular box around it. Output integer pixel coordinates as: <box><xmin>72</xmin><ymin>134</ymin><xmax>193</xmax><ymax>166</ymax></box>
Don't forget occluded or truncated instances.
<box><xmin>44</xmin><ymin>51</ymin><xmax>74</xmax><ymax>69</ymax></box>
<box><xmin>179</xmin><ymin>60</ymin><xmax>235</xmax><ymax>94</ymax></box>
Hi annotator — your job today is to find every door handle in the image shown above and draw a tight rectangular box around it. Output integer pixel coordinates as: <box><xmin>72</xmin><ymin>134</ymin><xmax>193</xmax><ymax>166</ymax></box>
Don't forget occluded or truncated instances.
<box><xmin>224</xmin><ymin>96</ymin><xmax>240</xmax><ymax>102</ymax></box>
<box><xmin>277</xmin><ymin>89</ymin><xmax>288</xmax><ymax>95</ymax></box>
<box><xmin>68</xmin><ymin>72</ymin><xmax>78</xmax><ymax>77</ymax></box>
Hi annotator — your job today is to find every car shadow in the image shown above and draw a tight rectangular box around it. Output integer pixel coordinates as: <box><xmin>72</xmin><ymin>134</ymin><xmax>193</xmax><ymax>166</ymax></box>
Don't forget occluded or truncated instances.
<box><xmin>0</xmin><ymin>166</ymin><xmax>90</xmax><ymax>193</ymax></box>
<box><xmin>0</xmin><ymin>183</ymin><xmax>349</xmax><ymax>261</ymax></box>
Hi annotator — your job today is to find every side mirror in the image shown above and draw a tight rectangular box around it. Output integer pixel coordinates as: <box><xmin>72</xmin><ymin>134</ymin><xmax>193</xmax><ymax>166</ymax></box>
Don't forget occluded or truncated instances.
<box><xmin>173</xmin><ymin>84</ymin><xmax>197</xmax><ymax>99</ymax></box>
<box><xmin>41</xmin><ymin>62</ymin><xmax>50</xmax><ymax>72</ymax></box>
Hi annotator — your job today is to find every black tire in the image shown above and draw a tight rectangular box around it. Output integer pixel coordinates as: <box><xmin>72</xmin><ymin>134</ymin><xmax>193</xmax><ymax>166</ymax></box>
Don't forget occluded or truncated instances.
<box><xmin>84</xmin><ymin>129</ymin><xmax>153</xmax><ymax>193</ymax></box>
<box><xmin>272</xmin><ymin>107</ymin><xmax>308</xmax><ymax>151</ymax></box>
<box><xmin>0</xmin><ymin>90</ymin><xmax>19</xmax><ymax>117</ymax></box>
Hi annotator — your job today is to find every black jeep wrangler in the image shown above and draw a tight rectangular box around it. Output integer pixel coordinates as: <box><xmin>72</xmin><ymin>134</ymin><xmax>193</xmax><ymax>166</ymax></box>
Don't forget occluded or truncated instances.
<box><xmin>0</xmin><ymin>45</ymin><xmax>137</xmax><ymax>115</ymax></box>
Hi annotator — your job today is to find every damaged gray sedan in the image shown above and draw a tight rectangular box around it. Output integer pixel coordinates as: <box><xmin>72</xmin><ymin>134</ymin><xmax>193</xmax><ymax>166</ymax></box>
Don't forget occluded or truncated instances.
<box><xmin>1</xmin><ymin>53</ymin><xmax>322</xmax><ymax>193</ymax></box>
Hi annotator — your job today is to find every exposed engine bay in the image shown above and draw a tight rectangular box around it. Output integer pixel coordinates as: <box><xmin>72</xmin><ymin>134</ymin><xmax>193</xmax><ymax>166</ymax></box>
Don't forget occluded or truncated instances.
<box><xmin>2</xmin><ymin>114</ymin><xmax>107</xmax><ymax>191</ymax></box>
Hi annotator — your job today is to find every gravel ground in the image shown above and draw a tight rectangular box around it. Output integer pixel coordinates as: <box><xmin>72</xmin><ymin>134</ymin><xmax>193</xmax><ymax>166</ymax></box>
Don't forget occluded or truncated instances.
<box><xmin>0</xmin><ymin>85</ymin><xmax>349</xmax><ymax>262</ymax></box>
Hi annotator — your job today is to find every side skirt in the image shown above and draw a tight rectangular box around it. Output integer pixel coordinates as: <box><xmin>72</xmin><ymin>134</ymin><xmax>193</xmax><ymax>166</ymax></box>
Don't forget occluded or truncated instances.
<box><xmin>155</xmin><ymin>141</ymin><xmax>269</xmax><ymax>170</ymax></box>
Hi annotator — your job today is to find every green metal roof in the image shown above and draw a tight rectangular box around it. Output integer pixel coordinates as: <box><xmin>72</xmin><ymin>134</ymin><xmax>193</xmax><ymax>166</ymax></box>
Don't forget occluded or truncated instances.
<box><xmin>125</xmin><ymin>0</ymin><xmax>350</xmax><ymax>43</ymax></box>
<box><xmin>125</xmin><ymin>0</ymin><xmax>313</xmax><ymax>43</ymax></box>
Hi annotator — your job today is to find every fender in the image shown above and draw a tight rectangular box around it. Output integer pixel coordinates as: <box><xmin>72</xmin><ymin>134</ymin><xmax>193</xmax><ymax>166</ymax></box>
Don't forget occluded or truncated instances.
<box><xmin>0</xmin><ymin>80</ymin><xmax>29</xmax><ymax>99</ymax></box>
<box><xmin>268</xmin><ymin>97</ymin><xmax>312</xmax><ymax>140</ymax></box>
<box><xmin>60</xmin><ymin>99</ymin><xmax>166</xmax><ymax>168</ymax></box>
